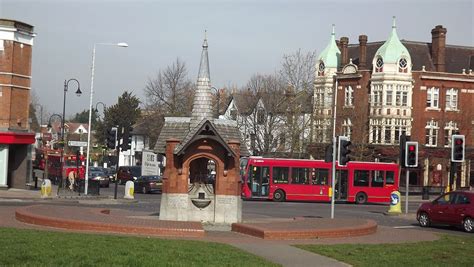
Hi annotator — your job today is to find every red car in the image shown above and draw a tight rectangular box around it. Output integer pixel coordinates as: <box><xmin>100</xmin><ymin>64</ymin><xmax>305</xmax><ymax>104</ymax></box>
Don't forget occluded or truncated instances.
<box><xmin>417</xmin><ymin>190</ymin><xmax>474</xmax><ymax>233</ymax></box>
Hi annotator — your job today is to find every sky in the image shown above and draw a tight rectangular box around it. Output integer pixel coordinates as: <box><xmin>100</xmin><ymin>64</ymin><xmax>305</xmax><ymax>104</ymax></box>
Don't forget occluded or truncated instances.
<box><xmin>1</xmin><ymin>0</ymin><xmax>473</xmax><ymax>119</ymax></box>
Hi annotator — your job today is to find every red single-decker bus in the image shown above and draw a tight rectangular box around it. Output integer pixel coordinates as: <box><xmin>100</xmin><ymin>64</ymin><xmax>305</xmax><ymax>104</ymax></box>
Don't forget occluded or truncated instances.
<box><xmin>240</xmin><ymin>157</ymin><xmax>399</xmax><ymax>204</ymax></box>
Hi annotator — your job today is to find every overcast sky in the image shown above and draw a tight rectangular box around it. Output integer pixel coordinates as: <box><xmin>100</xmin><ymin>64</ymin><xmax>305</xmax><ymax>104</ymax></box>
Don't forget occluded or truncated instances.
<box><xmin>1</xmin><ymin>0</ymin><xmax>473</xmax><ymax>119</ymax></box>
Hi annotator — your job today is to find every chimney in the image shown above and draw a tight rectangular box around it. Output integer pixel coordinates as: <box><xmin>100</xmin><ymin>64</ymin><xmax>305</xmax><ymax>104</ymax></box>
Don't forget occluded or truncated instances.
<box><xmin>340</xmin><ymin>37</ymin><xmax>349</xmax><ymax>66</ymax></box>
<box><xmin>431</xmin><ymin>25</ymin><xmax>447</xmax><ymax>72</ymax></box>
<box><xmin>358</xmin><ymin>35</ymin><xmax>368</xmax><ymax>70</ymax></box>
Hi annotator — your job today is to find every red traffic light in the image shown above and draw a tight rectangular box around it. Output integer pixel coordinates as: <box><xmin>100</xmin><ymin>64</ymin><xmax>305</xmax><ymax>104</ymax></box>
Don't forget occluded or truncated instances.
<box><xmin>408</xmin><ymin>145</ymin><xmax>416</xmax><ymax>151</ymax></box>
<box><xmin>455</xmin><ymin>139</ymin><xmax>463</xmax><ymax>145</ymax></box>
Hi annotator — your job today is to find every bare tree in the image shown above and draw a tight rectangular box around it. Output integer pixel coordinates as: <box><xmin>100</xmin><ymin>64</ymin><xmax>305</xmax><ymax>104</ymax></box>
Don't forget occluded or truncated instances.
<box><xmin>280</xmin><ymin>49</ymin><xmax>317</xmax><ymax>92</ymax></box>
<box><xmin>143</xmin><ymin>58</ymin><xmax>194</xmax><ymax>148</ymax></box>
<box><xmin>144</xmin><ymin>58</ymin><xmax>194</xmax><ymax>116</ymax></box>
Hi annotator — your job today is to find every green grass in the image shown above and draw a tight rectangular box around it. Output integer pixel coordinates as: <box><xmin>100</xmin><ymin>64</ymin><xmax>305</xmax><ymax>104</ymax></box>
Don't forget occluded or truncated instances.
<box><xmin>0</xmin><ymin>228</ymin><xmax>278</xmax><ymax>267</ymax></box>
<box><xmin>296</xmin><ymin>234</ymin><xmax>474</xmax><ymax>267</ymax></box>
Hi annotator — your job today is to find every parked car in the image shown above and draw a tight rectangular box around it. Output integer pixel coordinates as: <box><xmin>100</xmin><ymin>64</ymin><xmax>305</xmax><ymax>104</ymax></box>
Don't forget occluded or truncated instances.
<box><xmin>88</xmin><ymin>167</ymin><xmax>110</xmax><ymax>188</ymax></box>
<box><xmin>117</xmin><ymin>166</ymin><xmax>142</xmax><ymax>184</ymax></box>
<box><xmin>134</xmin><ymin>175</ymin><xmax>162</xmax><ymax>194</ymax></box>
<box><xmin>417</xmin><ymin>190</ymin><xmax>474</xmax><ymax>233</ymax></box>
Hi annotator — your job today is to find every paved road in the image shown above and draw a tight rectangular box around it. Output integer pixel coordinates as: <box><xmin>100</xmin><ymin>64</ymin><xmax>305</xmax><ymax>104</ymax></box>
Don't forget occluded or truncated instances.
<box><xmin>70</xmin><ymin>184</ymin><xmax>471</xmax><ymax>237</ymax></box>
<box><xmin>11</xmin><ymin>178</ymin><xmax>473</xmax><ymax>237</ymax></box>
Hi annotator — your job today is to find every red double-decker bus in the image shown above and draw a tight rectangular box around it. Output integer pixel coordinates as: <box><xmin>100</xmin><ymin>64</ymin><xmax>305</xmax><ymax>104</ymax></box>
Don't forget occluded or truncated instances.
<box><xmin>240</xmin><ymin>157</ymin><xmax>399</xmax><ymax>204</ymax></box>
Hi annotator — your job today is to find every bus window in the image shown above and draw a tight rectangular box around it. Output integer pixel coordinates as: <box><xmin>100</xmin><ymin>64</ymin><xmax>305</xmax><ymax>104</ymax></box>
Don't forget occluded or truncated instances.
<box><xmin>371</xmin><ymin>170</ymin><xmax>384</xmax><ymax>187</ymax></box>
<box><xmin>291</xmin><ymin>168</ymin><xmax>310</xmax><ymax>185</ymax></box>
<box><xmin>273</xmin><ymin>167</ymin><xmax>289</xmax><ymax>184</ymax></box>
<box><xmin>312</xmin><ymin>168</ymin><xmax>329</xmax><ymax>185</ymax></box>
<box><xmin>354</xmin><ymin>170</ymin><xmax>369</xmax><ymax>187</ymax></box>
<box><xmin>386</xmin><ymin>171</ymin><xmax>395</xmax><ymax>185</ymax></box>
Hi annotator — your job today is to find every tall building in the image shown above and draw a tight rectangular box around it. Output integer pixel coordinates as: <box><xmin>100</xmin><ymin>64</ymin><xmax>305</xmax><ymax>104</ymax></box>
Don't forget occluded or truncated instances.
<box><xmin>0</xmin><ymin>19</ymin><xmax>36</xmax><ymax>189</ymax></box>
<box><xmin>311</xmin><ymin>18</ymin><xmax>474</xmax><ymax>190</ymax></box>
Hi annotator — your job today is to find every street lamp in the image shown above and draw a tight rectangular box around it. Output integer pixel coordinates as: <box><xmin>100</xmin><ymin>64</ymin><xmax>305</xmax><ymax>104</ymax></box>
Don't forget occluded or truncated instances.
<box><xmin>47</xmin><ymin>113</ymin><xmax>63</xmax><ymax>150</ymax></box>
<box><xmin>60</xmin><ymin>79</ymin><xmax>81</xmax><ymax>192</ymax></box>
<box><xmin>85</xmin><ymin>42</ymin><xmax>128</xmax><ymax>195</ymax></box>
<box><xmin>94</xmin><ymin>101</ymin><xmax>107</xmax><ymax>120</ymax></box>
<box><xmin>210</xmin><ymin>86</ymin><xmax>220</xmax><ymax>118</ymax></box>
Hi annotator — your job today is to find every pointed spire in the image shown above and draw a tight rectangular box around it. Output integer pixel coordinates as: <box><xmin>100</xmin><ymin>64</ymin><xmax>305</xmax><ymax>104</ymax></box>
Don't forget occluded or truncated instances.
<box><xmin>317</xmin><ymin>24</ymin><xmax>341</xmax><ymax>69</ymax></box>
<box><xmin>191</xmin><ymin>32</ymin><xmax>214</xmax><ymax>127</ymax></box>
<box><xmin>392</xmin><ymin>16</ymin><xmax>396</xmax><ymax>29</ymax></box>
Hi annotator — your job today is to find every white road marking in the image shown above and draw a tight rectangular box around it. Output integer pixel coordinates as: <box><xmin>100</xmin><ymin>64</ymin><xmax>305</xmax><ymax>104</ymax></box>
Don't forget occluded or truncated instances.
<box><xmin>393</xmin><ymin>226</ymin><xmax>417</xmax><ymax>229</ymax></box>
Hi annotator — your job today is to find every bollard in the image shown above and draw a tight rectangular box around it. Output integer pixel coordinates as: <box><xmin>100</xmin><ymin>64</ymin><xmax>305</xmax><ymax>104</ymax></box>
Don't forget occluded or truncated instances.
<box><xmin>124</xmin><ymin>181</ymin><xmax>134</xmax><ymax>199</ymax></box>
<box><xmin>40</xmin><ymin>179</ymin><xmax>52</xmax><ymax>198</ymax></box>
<box><xmin>386</xmin><ymin>191</ymin><xmax>401</xmax><ymax>215</ymax></box>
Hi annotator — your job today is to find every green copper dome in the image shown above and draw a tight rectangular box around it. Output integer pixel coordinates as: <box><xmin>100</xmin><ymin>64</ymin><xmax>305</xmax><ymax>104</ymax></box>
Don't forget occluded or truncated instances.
<box><xmin>374</xmin><ymin>17</ymin><xmax>411</xmax><ymax>64</ymax></box>
<box><xmin>318</xmin><ymin>25</ymin><xmax>341</xmax><ymax>69</ymax></box>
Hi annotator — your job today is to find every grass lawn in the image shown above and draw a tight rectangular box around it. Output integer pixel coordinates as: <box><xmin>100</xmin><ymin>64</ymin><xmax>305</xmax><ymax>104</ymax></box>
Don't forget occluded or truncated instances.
<box><xmin>296</xmin><ymin>234</ymin><xmax>474</xmax><ymax>267</ymax></box>
<box><xmin>0</xmin><ymin>228</ymin><xmax>278</xmax><ymax>267</ymax></box>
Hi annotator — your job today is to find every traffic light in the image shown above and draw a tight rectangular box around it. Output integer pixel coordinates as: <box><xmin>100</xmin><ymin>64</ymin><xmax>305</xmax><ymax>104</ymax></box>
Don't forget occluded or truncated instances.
<box><xmin>405</xmin><ymin>141</ymin><xmax>418</xmax><ymax>168</ymax></box>
<box><xmin>399</xmin><ymin>133</ymin><xmax>410</xmax><ymax>168</ymax></box>
<box><xmin>121</xmin><ymin>127</ymin><xmax>133</xmax><ymax>151</ymax></box>
<box><xmin>337</xmin><ymin>136</ymin><xmax>351</xmax><ymax>166</ymax></box>
<box><xmin>106</xmin><ymin>128</ymin><xmax>116</xmax><ymax>149</ymax></box>
<box><xmin>451</xmin><ymin>135</ymin><xmax>465</xmax><ymax>162</ymax></box>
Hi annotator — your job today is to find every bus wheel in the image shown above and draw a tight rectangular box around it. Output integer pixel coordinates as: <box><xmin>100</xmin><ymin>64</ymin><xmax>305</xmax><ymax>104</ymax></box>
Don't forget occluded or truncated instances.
<box><xmin>355</xmin><ymin>192</ymin><xmax>367</xmax><ymax>204</ymax></box>
<box><xmin>273</xmin><ymin>189</ymin><xmax>285</xmax><ymax>202</ymax></box>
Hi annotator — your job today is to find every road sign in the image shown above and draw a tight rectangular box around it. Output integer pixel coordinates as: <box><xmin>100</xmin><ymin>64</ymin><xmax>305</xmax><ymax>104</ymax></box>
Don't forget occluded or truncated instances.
<box><xmin>142</xmin><ymin>150</ymin><xmax>159</xmax><ymax>176</ymax></box>
<box><xmin>68</xmin><ymin>141</ymin><xmax>88</xmax><ymax>147</ymax></box>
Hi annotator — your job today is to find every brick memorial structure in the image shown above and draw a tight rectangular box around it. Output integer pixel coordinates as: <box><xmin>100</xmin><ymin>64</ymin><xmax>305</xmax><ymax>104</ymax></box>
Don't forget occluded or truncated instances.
<box><xmin>154</xmin><ymin>35</ymin><xmax>248</xmax><ymax>224</ymax></box>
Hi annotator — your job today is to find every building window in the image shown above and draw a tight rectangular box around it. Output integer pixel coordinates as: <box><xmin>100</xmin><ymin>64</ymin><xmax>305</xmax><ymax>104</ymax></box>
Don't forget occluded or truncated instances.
<box><xmin>398</xmin><ymin>58</ymin><xmax>408</xmax><ymax>73</ymax></box>
<box><xmin>372</xmin><ymin>85</ymin><xmax>383</xmax><ymax>107</ymax></box>
<box><xmin>444</xmin><ymin>121</ymin><xmax>459</xmax><ymax>147</ymax></box>
<box><xmin>386</xmin><ymin>85</ymin><xmax>393</xmax><ymax>105</ymax></box>
<box><xmin>230</xmin><ymin>109</ymin><xmax>237</xmax><ymax>120</ymax></box>
<box><xmin>425</xmin><ymin>120</ymin><xmax>439</xmax><ymax>147</ymax></box>
<box><xmin>342</xmin><ymin>119</ymin><xmax>352</xmax><ymax>139</ymax></box>
<box><xmin>344</xmin><ymin>86</ymin><xmax>353</xmax><ymax>107</ymax></box>
<box><xmin>426</xmin><ymin>87</ymin><xmax>439</xmax><ymax>109</ymax></box>
<box><xmin>375</xmin><ymin>57</ymin><xmax>384</xmax><ymax>72</ymax></box>
<box><xmin>445</xmin><ymin>88</ymin><xmax>458</xmax><ymax>111</ymax></box>
<box><xmin>396</xmin><ymin>91</ymin><xmax>401</xmax><ymax>106</ymax></box>
<box><xmin>257</xmin><ymin>109</ymin><xmax>265</xmax><ymax>124</ymax></box>
<box><xmin>402</xmin><ymin>91</ymin><xmax>408</xmax><ymax>106</ymax></box>
<box><xmin>384</xmin><ymin>127</ymin><xmax>392</xmax><ymax>144</ymax></box>
<box><xmin>318</xmin><ymin>61</ymin><xmax>325</xmax><ymax>76</ymax></box>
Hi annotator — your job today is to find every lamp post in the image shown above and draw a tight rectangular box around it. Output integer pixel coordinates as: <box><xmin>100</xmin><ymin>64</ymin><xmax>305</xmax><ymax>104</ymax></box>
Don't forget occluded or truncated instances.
<box><xmin>94</xmin><ymin>101</ymin><xmax>107</xmax><ymax>120</ymax></box>
<box><xmin>47</xmin><ymin>113</ymin><xmax>63</xmax><ymax>187</ymax></box>
<box><xmin>60</xmin><ymin>79</ymin><xmax>81</xmax><ymax>191</ymax></box>
<box><xmin>210</xmin><ymin>86</ymin><xmax>220</xmax><ymax>118</ymax></box>
<box><xmin>85</xmin><ymin>42</ymin><xmax>128</xmax><ymax>195</ymax></box>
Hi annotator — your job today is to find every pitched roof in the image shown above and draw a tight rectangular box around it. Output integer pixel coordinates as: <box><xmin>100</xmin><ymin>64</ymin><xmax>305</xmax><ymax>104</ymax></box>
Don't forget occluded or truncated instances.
<box><xmin>348</xmin><ymin>41</ymin><xmax>474</xmax><ymax>73</ymax></box>
<box><xmin>153</xmin><ymin>117</ymin><xmax>249</xmax><ymax>156</ymax></box>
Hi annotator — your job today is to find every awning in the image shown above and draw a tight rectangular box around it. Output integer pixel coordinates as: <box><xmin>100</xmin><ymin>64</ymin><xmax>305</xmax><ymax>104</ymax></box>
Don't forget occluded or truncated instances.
<box><xmin>0</xmin><ymin>131</ymin><xmax>35</xmax><ymax>144</ymax></box>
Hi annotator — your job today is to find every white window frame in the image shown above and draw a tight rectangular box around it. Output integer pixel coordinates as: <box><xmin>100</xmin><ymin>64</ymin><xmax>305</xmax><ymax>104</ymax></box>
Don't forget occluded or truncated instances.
<box><xmin>344</xmin><ymin>86</ymin><xmax>354</xmax><ymax>107</ymax></box>
<box><xmin>342</xmin><ymin>119</ymin><xmax>352</xmax><ymax>139</ymax></box>
<box><xmin>443</xmin><ymin>121</ymin><xmax>458</xmax><ymax>147</ymax></box>
<box><xmin>445</xmin><ymin>88</ymin><xmax>458</xmax><ymax>111</ymax></box>
<box><xmin>425</xmin><ymin>120</ymin><xmax>439</xmax><ymax>147</ymax></box>
<box><xmin>426</xmin><ymin>87</ymin><xmax>439</xmax><ymax>109</ymax></box>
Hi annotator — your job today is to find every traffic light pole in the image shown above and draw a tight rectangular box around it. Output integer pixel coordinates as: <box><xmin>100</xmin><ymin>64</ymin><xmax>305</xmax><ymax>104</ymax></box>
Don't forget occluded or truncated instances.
<box><xmin>405</xmin><ymin>169</ymin><xmax>409</xmax><ymax>214</ymax></box>
<box><xmin>113</xmin><ymin>126</ymin><xmax>120</xmax><ymax>199</ymax></box>
<box><xmin>330</xmin><ymin>76</ymin><xmax>338</xmax><ymax>219</ymax></box>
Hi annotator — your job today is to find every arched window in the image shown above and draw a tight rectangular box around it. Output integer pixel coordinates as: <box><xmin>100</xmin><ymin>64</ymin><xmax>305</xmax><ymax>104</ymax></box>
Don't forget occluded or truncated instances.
<box><xmin>398</xmin><ymin>58</ymin><xmax>408</xmax><ymax>73</ymax></box>
<box><xmin>375</xmin><ymin>57</ymin><xmax>384</xmax><ymax>72</ymax></box>
<box><xmin>318</xmin><ymin>61</ymin><xmax>325</xmax><ymax>76</ymax></box>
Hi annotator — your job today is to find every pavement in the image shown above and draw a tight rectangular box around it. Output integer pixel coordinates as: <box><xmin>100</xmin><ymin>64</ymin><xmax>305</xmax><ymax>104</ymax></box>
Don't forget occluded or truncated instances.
<box><xmin>0</xmin><ymin>187</ymin><xmax>440</xmax><ymax>267</ymax></box>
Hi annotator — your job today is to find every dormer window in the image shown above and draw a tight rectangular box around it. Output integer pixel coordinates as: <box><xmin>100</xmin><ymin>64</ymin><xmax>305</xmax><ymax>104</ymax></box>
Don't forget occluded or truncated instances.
<box><xmin>375</xmin><ymin>57</ymin><xmax>384</xmax><ymax>72</ymax></box>
<box><xmin>318</xmin><ymin>61</ymin><xmax>325</xmax><ymax>76</ymax></box>
<box><xmin>398</xmin><ymin>58</ymin><xmax>408</xmax><ymax>73</ymax></box>
<box><xmin>230</xmin><ymin>109</ymin><xmax>237</xmax><ymax>120</ymax></box>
